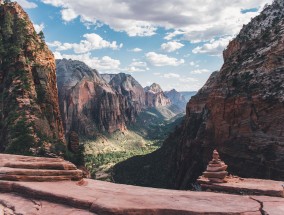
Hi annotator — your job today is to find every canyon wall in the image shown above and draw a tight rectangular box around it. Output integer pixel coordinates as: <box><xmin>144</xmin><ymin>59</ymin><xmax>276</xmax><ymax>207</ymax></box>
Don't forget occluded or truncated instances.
<box><xmin>0</xmin><ymin>2</ymin><xmax>65</xmax><ymax>155</ymax></box>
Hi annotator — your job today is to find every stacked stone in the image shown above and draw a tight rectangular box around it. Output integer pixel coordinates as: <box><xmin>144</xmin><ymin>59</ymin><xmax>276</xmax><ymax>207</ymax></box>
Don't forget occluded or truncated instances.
<box><xmin>203</xmin><ymin>150</ymin><xmax>228</xmax><ymax>183</ymax></box>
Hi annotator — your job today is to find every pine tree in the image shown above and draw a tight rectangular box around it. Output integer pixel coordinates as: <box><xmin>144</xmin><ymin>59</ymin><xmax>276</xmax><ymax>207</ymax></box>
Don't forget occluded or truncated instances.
<box><xmin>2</xmin><ymin>10</ymin><xmax>13</xmax><ymax>41</ymax></box>
<box><xmin>38</xmin><ymin>30</ymin><xmax>45</xmax><ymax>41</ymax></box>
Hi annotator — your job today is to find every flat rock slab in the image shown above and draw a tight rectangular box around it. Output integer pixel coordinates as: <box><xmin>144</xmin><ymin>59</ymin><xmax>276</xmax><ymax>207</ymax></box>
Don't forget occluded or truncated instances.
<box><xmin>0</xmin><ymin>154</ymin><xmax>77</xmax><ymax>170</ymax></box>
<box><xmin>198</xmin><ymin>176</ymin><xmax>284</xmax><ymax>198</ymax></box>
<box><xmin>0</xmin><ymin>193</ymin><xmax>94</xmax><ymax>215</ymax></box>
<box><xmin>0</xmin><ymin>154</ymin><xmax>82</xmax><ymax>182</ymax></box>
<box><xmin>0</xmin><ymin>179</ymin><xmax>266</xmax><ymax>215</ymax></box>
<box><xmin>251</xmin><ymin>196</ymin><xmax>284</xmax><ymax>215</ymax></box>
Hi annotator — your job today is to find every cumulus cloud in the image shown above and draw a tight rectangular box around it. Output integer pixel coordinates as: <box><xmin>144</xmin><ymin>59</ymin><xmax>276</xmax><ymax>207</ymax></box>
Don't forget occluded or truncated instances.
<box><xmin>189</xmin><ymin>61</ymin><xmax>195</xmax><ymax>66</ymax></box>
<box><xmin>55</xmin><ymin>52</ymin><xmax>121</xmax><ymax>71</ymax></box>
<box><xmin>47</xmin><ymin>33</ymin><xmax>122</xmax><ymax>53</ymax></box>
<box><xmin>164</xmin><ymin>30</ymin><xmax>185</xmax><ymax>40</ymax></box>
<box><xmin>126</xmin><ymin>67</ymin><xmax>146</xmax><ymax>72</ymax></box>
<box><xmin>125</xmin><ymin>60</ymin><xmax>149</xmax><ymax>72</ymax></box>
<box><xmin>17</xmin><ymin>0</ymin><xmax>37</xmax><ymax>9</ymax></box>
<box><xmin>192</xmin><ymin>37</ymin><xmax>233</xmax><ymax>56</ymax></box>
<box><xmin>179</xmin><ymin>77</ymin><xmax>199</xmax><ymax>83</ymax></box>
<box><xmin>163</xmin><ymin>73</ymin><xmax>181</xmax><ymax>78</ymax></box>
<box><xmin>145</xmin><ymin>52</ymin><xmax>184</xmax><ymax>67</ymax></box>
<box><xmin>61</xmin><ymin>8</ymin><xmax>78</xmax><ymax>21</ymax></box>
<box><xmin>130</xmin><ymin>61</ymin><xmax>147</xmax><ymax>68</ymax></box>
<box><xmin>130</xmin><ymin>48</ymin><xmax>143</xmax><ymax>52</ymax></box>
<box><xmin>190</xmin><ymin>69</ymin><xmax>210</xmax><ymax>74</ymax></box>
<box><xmin>154</xmin><ymin>73</ymin><xmax>200</xmax><ymax>91</ymax></box>
<box><xmin>33</xmin><ymin>23</ymin><xmax>44</xmax><ymax>33</ymax></box>
<box><xmin>161</xmin><ymin>41</ymin><xmax>184</xmax><ymax>52</ymax></box>
<box><xmin>41</xmin><ymin>0</ymin><xmax>273</xmax><ymax>39</ymax></box>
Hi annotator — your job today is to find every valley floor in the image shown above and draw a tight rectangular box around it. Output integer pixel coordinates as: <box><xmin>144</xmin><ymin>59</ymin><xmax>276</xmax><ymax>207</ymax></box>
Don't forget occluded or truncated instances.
<box><xmin>82</xmin><ymin>107</ymin><xmax>184</xmax><ymax>181</ymax></box>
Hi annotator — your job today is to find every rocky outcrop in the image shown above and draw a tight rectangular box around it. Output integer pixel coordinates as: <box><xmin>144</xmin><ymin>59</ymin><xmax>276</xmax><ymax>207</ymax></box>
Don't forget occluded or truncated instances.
<box><xmin>108</xmin><ymin>73</ymin><xmax>145</xmax><ymax>113</ymax></box>
<box><xmin>1</xmin><ymin>154</ymin><xmax>284</xmax><ymax>215</ymax></box>
<box><xmin>1</xmin><ymin>177</ymin><xmax>284</xmax><ymax>214</ymax></box>
<box><xmin>165</xmin><ymin>89</ymin><xmax>187</xmax><ymax>111</ymax></box>
<box><xmin>113</xmin><ymin>0</ymin><xmax>284</xmax><ymax>189</ymax></box>
<box><xmin>56</xmin><ymin>60</ymin><xmax>138</xmax><ymax>138</ymax></box>
<box><xmin>144</xmin><ymin>83</ymin><xmax>171</xmax><ymax>107</ymax></box>
<box><xmin>0</xmin><ymin>193</ymin><xmax>93</xmax><ymax>215</ymax></box>
<box><xmin>101</xmin><ymin>73</ymin><xmax>117</xmax><ymax>83</ymax></box>
<box><xmin>197</xmin><ymin>177</ymin><xmax>284</xmax><ymax>198</ymax></box>
<box><xmin>0</xmin><ymin>154</ymin><xmax>82</xmax><ymax>181</ymax></box>
<box><xmin>0</xmin><ymin>2</ymin><xmax>65</xmax><ymax>155</ymax></box>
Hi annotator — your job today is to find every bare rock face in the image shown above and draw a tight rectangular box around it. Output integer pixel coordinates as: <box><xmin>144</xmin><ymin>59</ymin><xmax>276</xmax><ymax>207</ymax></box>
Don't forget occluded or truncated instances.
<box><xmin>104</xmin><ymin>73</ymin><xmax>145</xmax><ymax>118</ymax></box>
<box><xmin>113</xmin><ymin>0</ymin><xmax>284</xmax><ymax>189</ymax></box>
<box><xmin>144</xmin><ymin>83</ymin><xmax>171</xmax><ymax>107</ymax></box>
<box><xmin>165</xmin><ymin>89</ymin><xmax>187</xmax><ymax>111</ymax></box>
<box><xmin>56</xmin><ymin>60</ymin><xmax>137</xmax><ymax>138</ymax></box>
<box><xmin>101</xmin><ymin>73</ymin><xmax>117</xmax><ymax>83</ymax></box>
<box><xmin>0</xmin><ymin>2</ymin><xmax>65</xmax><ymax>155</ymax></box>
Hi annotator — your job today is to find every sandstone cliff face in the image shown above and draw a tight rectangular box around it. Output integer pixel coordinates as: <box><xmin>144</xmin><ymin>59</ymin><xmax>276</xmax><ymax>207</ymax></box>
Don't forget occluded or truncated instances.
<box><xmin>165</xmin><ymin>89</ymin><xmax>187</xmax><ymax>111</ymax></box>
<box><xmin>0</xmin><ymin>2</ymin><xmax>65</xmax><ymax>155</ymax></box>
<box><xmin>144</xmin><ymin>83</ymin><xmax>171</xmax><ymax>107</ymax></box>
<box><xmin>57</xmin><ymin>60</ymin><xmax>138</xmax><ymax>138</ymax></box>
<box><xmin>113</xmin><ymin>0</ymin><xmax>284</xmax><ymax>188</ymax></box>
<box><xmin>104</xmin><ymin>73</ymin><xmax>145</xmax><ymax>115</ymax></box>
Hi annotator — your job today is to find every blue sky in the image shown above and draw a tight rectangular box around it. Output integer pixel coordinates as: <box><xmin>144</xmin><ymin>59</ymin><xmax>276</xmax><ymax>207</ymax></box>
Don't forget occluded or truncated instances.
<box><xmin>17</xmin><ymin>0</ymin><xmax>273</xmax><ymax>91</ymax></box>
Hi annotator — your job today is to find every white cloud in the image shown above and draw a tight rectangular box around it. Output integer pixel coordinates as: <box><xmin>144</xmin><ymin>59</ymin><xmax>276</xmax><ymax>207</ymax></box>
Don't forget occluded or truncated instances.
<box><xmin>53</xmin><ymin>51</ymin><xmax>63</xmax><ymax>59</ymax></box>
<box><xmin>179</xmin><ymin>77</ymin><xmax>199</xmax><ymax>83</ymax></box>
<box><xmin>125</xmin><ymin>60</ymin><xmax>148</xmax><ymax>72</ymax></box>
<box><xmin>146</xmin><ymin>52</ymin><xmax>184</xmax><ymax>67</ymax></box>
<box><xmin>17</xmin><ymin>0</ymin><xmax>37</xmax><ymax>9</ymax></box>
<box><xmin>130</xmin><ymin>61</ymin><xmax>147</xmax><ymax>68</ymax></box>
<box><xmin>61</xmin><ymin>8</ymin><xmax>78</xmax><ymax>21</ymax></box>
<box><xmin>56</xmin><ymin>52</ymin><xmax>121</xmax><ymax>71</ymax></box>
<box><xmin>161</xmin><ymin>41</ymin><xmax>184</xmax><ymax>52</ymax></box>
<box><xmin>41</xmin><ymin>0</ymin><xmax>273</xmax><ymax>40</ymax></box>
<box><xmin>130</xmin><ymin>48</ymin><xmax>143</xmax><ymax>52</ymax></box>
<box><xmin>154</xmin><ymin>73</ymin><xmax>200</xmax><ymax>91</ymax></box>
<box><xmin>47</xmin><ymin>33</ymin><xmax>122</xmax><ymax>53</ymax></box>
<box><xmin>126</xmin><ymin>67</ymin><xmax>145</xmax><ymax>72</ymax></box>
<box><xmin>164</xmin><ymin>30</ymin><xmax>185</xmax><ymax>40</ymax></box>
<box><xmin>33</xmin><ymin>23</ymin><xmax>44</xmax><ymax>33</ymax></box>
<box><xmin>163</xmin><ymin>73</ymin><xmax>180</xmax><ymax>78</ymax></box>
<box><xmin>190</xmin><ymin>69</ymin><xmax>210</xmax><ymax>74</ymax></box>
<box><xmin>192</xmin><ymin>37</ymin><xmax>233</xmax><ymax>56</ymax></box>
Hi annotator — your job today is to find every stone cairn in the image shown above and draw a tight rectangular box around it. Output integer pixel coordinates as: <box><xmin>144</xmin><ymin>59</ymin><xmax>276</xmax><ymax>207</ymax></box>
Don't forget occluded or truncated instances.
<box><xmin>203</xmin><ymin>150</ymin><xmax>228</xmax><ymax>183</ymax></box>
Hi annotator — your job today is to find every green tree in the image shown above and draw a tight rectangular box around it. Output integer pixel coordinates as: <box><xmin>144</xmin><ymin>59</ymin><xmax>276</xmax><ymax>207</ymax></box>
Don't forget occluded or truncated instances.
<box><xmin>2</xmin><ymin>10</ymin><xmax>13</xmax><ymax>41</ymax></box>
<box><xmin>38</xmin><ymin>30</ymin><xmax>45</xmax><ymax>42</ymax></box>
<box><xmin>13</xmin><ymin>19</ymin><xmax>27</xmax><ymax>48</ymax></box>
<box><xmin>6</xmin><ymin>117</ymin><xmax>35</xmax><ymax>155</ymax></box>
<box><xmin>0</xmin><ymin>33</ymin><xmax>4</xmax><ymax>59</ymax></box>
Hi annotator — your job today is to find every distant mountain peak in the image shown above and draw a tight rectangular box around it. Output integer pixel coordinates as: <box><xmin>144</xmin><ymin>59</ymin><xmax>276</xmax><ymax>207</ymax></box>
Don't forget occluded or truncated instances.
<box><xmin>145</xmin><ymin>83</ymin><xmax>163</xmax><ymax>94</ymax></box>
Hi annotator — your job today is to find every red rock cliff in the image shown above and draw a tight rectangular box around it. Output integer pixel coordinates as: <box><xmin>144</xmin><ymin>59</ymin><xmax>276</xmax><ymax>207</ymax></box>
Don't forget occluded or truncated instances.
<box><xmin>144</xmin><ymin>83</ymin><xmax>171</xmax><ymax>107</ymax></box>
<box><xmin>0</xmin><ymin>2</ymin><xmax>65</xmax><ymax>155</ymax></box>
<box><xmin>56</xmin><ymin>60</ymin><xmax>140</xmax><ymax>139</ymax></box>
